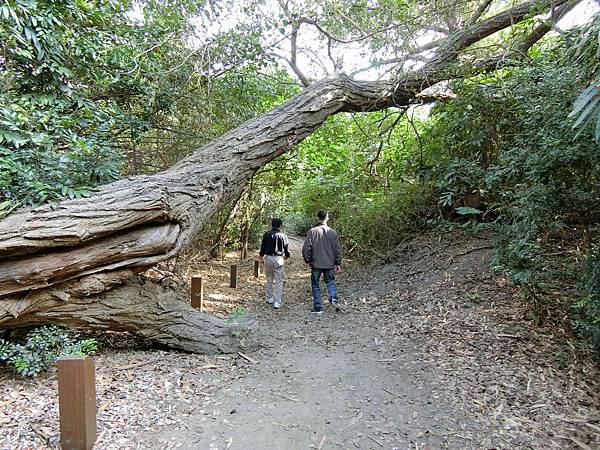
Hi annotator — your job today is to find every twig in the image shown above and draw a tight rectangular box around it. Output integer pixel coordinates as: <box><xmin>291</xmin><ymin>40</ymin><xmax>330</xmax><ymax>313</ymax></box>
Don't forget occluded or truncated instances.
<box><xmin>114</xmin><ymin>358</ymin><xmax>160</xmax><ymax>371</ymax></box>
<box><xmin>29</xmin><ymin>424</ymin><xmax>49</xmax><ymax>446</ymax></box>
<box><xmin>238</xmin><ymin>352</ymin><xmax>258</xmax><ymax>364</ymax></box>
<box><xmin>276</xmin><ymin>393</ymin><xmax>301</xmax><ymax>402</ymax></box>
<box><xmin>382</xmin><ymin>387</ymin><xmax>402</xmax><ymax>398</ymax></box>
<box><xmin>270</xmin><ymin>421</ymin><xmax>289</xmax><ymax>430</ymax></box>
<box><xmin>552</xmin><ymin>415</ymin><xmax>600</xmax><ymax>424</ymax></box>
<box><xmin>585</xmin><ymin>422</ymin><xmax>600</xmax><ymax>433</ymax></box>
<box><xmin>367</xmin><ymin>435</ymin><xmax>384</xmax><ymax>447</ymax></box>
<box><xmin>560</xmin><ymin>436</ymin><xmax>592</xmax><ymax>450</ymax></box>
<box><xmin>454</xmin><ymin>245</ymin><xmax>493</xmax><ymax>257</ymax></box>
<box><xmin>198</xmin><ymin>364</ymin><xmax>222</xmax><ymax>370</ymax></box>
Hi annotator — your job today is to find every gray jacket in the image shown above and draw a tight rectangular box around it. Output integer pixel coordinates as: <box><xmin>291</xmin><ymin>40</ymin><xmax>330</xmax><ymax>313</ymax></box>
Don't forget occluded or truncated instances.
<box><xmin>302</xmin><ymin>223</ymin><xmax>341</xmax><ymax>269</ymax></box>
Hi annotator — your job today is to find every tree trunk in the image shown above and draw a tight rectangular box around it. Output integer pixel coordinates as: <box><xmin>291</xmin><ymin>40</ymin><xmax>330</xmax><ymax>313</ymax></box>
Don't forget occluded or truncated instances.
<box><xmin>1</xmin><ymin>268</ymin><xmax>238</xmax><ymax>353</ymax></box>
<box><xmin>0</xmin><ymin>0</ymin><xmax>573</xmax><ymax>352</ymax></box>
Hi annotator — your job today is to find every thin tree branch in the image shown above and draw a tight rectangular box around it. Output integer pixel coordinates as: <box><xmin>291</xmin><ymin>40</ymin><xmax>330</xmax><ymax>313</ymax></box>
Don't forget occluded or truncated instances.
<box><xmin>473</xmin><ymin>0</ymin><xmax>580</xmax><ymax>71</ymax></box>
<box><xmin>277</xmin><ymin>0</ymin><xmax>311</xmax><ymax>87</ymax></box>
<box><xmin>468</xmin><ymin>0</ymin><xmax>495</xmax><ymax>25</ymax></box>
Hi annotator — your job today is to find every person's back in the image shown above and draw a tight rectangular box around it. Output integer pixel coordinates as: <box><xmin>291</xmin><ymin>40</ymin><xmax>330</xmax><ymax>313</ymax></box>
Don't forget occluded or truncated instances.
<box><xmin>303</xmin><ymin>223</ymin><xmax>341</xmax><ymax>269</ymax></box>
<box><xmin>302</xmin><ymin>210</ymin><xmax>341</xmax><ymax>314</ymax></box>
<box><xmin>260</xmin><ymin>218</ymin><xmax>290</xmax><ymax>309</ymax></box>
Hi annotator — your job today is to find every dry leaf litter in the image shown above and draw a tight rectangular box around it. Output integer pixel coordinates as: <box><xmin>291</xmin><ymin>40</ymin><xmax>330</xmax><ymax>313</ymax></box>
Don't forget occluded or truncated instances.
<box><xmin>0</xmin><ymin>231</ymin><xmax>598</xmax><ymax>449</ymax></box>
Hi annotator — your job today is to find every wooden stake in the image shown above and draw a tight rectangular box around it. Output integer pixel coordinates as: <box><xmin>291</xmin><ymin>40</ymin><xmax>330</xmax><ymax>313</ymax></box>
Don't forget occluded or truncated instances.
<box><xmin>57</xmin><ymin>356</ymin><xmax>96</xmax><ymax>450</ymax></box>
<box><xmin>230</xmin><ymin>265</ymin><xmax>238</xmax><ymax>288</ymax></box>
<box><xmin>253</xmin><ymin>260</ymin><xmax>260</xmax><ymax>277</ymax></box>
<box><xmin>191</xmin><ymin>276</ymin><xmax>204</xmax><ymax>311</ymax></box>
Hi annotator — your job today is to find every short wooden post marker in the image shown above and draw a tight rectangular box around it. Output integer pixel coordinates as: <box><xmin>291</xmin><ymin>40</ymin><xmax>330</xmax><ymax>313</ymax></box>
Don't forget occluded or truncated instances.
<box><xmin>57</xmin><ymin>355</ymin><xmax>96</xmax><ymax>450</ymax></box>
<box><xmin>230</xmin><ymin>265</ymin><xmax>238</xmax><ymax>288</ymax></box>
<box><xmin>191</xmin><ymin>276</ymin><xmax>204</xmax><ymax>311</ymax></box>
<box><xmin>254</xmin><ymin>260</ymin><xmax>260</xmax><ymax>278</ymax></box>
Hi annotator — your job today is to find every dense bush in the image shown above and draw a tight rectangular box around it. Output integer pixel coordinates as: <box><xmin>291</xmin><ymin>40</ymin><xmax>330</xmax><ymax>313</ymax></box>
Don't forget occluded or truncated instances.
<box><xmin>0</xmin><ymin>325</ymin><xmax>97</xmax><ymax>377</ymax></box>
<box><xmin>422</xmin><ymin>44</ymin><xmax>600</xmax><ymax>345</ymax></box>
<box><xmin>574</xmin><ymin>245</ymin><xmax>600</xmax><ymax>352</ymax></box>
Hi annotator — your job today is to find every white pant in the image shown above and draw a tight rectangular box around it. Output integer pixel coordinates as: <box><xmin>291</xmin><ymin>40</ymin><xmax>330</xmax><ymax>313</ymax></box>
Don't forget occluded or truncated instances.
<box><xmin>265</xmin><ymin>255</ymin><xmax>285</xmax><ymax>303</ymax></box>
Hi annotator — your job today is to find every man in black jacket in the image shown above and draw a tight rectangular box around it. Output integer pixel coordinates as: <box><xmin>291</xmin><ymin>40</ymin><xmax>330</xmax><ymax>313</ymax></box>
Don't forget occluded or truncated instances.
<box><xmin>259</xmin><ymin>218</ymin><xmax>290</xmax><ymax>309</ymax></box>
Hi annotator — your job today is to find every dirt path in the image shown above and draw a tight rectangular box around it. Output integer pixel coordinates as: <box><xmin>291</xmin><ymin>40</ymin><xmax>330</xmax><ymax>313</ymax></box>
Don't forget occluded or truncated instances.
<box><xmin>2</xmin><ymin>232</ymin><xmax>598</xmax><ymax>449</ymax></box>
<box><xmin>153</xmin><ymin>237</ymin><xmax>478</xmax><ymax>449</ymax></box>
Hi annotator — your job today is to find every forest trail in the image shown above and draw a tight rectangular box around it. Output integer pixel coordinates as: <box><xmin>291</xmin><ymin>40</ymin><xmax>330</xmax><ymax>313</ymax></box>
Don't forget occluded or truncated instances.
<box><xmin>148</xmin><ymin>233</ymin><xmax>599</xmax><ymax>450</ymax></box>
<box><xmin>2</xmin><ymin>232</ymin><xmax>598</xmax><ymax>449</ymax></box>
<box><xmin>153</xmin><ymin>237</ymin><xmax>476</xmax><ymax>450</ymax></box>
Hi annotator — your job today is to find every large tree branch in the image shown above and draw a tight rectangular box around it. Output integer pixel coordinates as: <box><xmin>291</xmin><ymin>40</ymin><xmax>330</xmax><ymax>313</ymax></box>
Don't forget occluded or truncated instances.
<box><xmin>0</xmin><ymin>0</ymin><xmax>578</xmax><ymax>353</ymax></box>
<box><xmin>423</xmin><ymin>0</ymin><xmax>573</xmax><ymax>74</ymax></box>
<box><xmin>473</xmin><ymin>0</ymin><xmax>580</xmax><ymax>71</ymax></box>
<box><xmin>353</xmin><ymin>0</ymin><xmax>576</xmax><ymax>82</ymax></box>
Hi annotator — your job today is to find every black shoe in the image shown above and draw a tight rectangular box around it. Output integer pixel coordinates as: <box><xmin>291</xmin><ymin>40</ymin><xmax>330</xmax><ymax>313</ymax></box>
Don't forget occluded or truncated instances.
<box><xmin>330</xmin><ymin>299</ymin><xmax>341</xmax><ymax>312</ymax></box>
<box><xmin>311</xmin><ymin>307</ymin><xmax>323</xmax><ymax>315</ymax></box>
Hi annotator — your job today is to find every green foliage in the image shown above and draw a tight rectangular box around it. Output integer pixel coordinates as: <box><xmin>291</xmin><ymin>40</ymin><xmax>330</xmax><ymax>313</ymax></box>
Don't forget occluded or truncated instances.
<box><xmin>573</xmin><ymin>244</ymin><xmax>600</xmax><ymax>352</ymax></box>
<box><xmin>0</xmin><ymin>0</ymin><xmax>128</xmax><ymax>212</ymax></box>
<box><xmin>0</xmin><ymin>0</ymin><xmax>285</xmax><ymax>213</ymax></box>
<box><xmin>427</xmin><ymin>56</ymin><xmax>598</xmax><ymax>234</ymax></box>
<box><xmin>490</xmin><ymin>223</ymin><xmax>542</xmax><ymax>286</ymax></box>
<box><xmin>420</xmin><ymin>41</ymin><xmax>599</xmax><ymax>342</ymax></box>
<box><xmin>275</xmin><ymin>111</ymin><xmax>435</xmax><ymax>257</ymax></box>
<box><xmin>568</xmin><ymin>15</ymin><xmax>600</xmax><ymax>141</ymax></box>
<box><xmin>0</xmin><ymin>325</ymin><xmax>97</xmax><ymax>377</ymax></box>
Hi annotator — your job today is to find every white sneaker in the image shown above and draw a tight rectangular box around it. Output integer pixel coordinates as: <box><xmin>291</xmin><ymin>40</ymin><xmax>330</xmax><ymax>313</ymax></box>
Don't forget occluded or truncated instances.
<box><xmin>273</xmin><ymin>302</ymin><xmax>281</xmax><ymax>309</ymax></box>
<box><xmin>266</xmin><ymin>298</ymin><xmax>274</xmax><ymax>304</ymax></box>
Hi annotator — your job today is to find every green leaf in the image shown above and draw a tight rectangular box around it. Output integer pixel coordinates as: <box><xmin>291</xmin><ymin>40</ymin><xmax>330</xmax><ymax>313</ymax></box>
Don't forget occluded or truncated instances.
<box><xmin>572</xmin><ymin>95</ymin><xmax>600</xmax><ymax>128</ymax></box>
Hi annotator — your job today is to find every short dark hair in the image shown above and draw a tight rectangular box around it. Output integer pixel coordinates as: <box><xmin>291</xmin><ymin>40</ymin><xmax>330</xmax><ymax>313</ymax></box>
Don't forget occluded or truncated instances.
<box><xmin>271</xmin><ymin>217</ymin><xmax>283</xmax><ymax>228</ymax></box>
<box><xmin>317</xmin><ymin>210</ymin><xmax>329</xmax><ymax>221</ymax></box>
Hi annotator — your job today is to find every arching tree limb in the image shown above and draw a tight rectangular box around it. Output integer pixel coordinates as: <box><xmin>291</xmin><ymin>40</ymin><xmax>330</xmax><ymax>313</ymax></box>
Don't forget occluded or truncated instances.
<box><xmin>0</xmin><ymin>0</ymin><xmax>579</xmax><ymax>353</ymax></box>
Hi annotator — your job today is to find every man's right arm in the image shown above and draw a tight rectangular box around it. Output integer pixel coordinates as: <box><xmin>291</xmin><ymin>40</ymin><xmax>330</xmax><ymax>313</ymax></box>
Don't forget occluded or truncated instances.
<box><xmin>333</xmin><ymin>231</ymin><xmax>342</xmax><ymax>268</ymax></box>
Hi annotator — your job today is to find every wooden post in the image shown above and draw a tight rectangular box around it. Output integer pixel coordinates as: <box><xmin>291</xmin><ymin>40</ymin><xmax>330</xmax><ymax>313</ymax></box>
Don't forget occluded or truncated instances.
<box><xmin>57</xmin><ymin>356</ymin><xmax>96</xmax><ymax>450</ymax></box>
<box><xmin>230</xmin><ymin>265</ymin><xmax>238</xmax><ymax>288</ymax></box>
<box><xmin>254</xmin><ymin>260</ymin><xmax>260</xmax><ymax>277</ymax></box>
<box><xmin>191</xmin><ymin>276</ymin><xmax>204</xmax><ymax>311</ymax></box>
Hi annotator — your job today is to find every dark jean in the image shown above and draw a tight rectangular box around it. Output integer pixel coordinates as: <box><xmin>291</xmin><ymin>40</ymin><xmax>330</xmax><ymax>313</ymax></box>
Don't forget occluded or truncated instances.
<box><xmin>311</xmin><ymin>268</ymin><xmax>337</xmax><ymax>309</ymax></box>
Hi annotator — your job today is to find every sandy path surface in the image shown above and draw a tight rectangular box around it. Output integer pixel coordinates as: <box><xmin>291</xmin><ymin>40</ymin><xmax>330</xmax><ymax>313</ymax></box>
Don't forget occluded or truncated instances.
<box><xmin>151</xmin><ymin>238</ymin><xmax>487</xmax><ymax>449</ymax></box>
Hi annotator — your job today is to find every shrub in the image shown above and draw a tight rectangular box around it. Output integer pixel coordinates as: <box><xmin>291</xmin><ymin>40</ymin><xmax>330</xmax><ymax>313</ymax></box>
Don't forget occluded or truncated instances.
<box><xmin>0</xmin><ymin>325</ymin><xmax>97</xmax><ymax>377</ymax></box>
<box><xmin>574</xmin><ymin>245</ymin><xmax>600</xmax><ymax>351</ymax></box>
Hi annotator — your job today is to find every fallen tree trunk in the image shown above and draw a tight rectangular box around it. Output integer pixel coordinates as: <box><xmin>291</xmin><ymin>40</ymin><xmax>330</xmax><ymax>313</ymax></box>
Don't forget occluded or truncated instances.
<box><xmin>1</xmin><ymin>269</ymin><xmax>237</xmax><ymax>353</ymax></box>
<box><xmin>0</xmin><ymin>0</ymin><xmax>576</xmax><ymax>352</ymax></box>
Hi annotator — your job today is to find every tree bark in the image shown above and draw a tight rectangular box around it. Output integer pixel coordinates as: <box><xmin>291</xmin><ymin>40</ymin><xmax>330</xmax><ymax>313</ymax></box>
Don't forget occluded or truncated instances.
<box><xmin>1</xmin><ymin>269</ymin><xmax>238</xmax><ymax>353</ymax></box>
<box><xmin>0</xmin><ymin>0</ymin><xmax>576</xmax><ymax>352</ymax></box>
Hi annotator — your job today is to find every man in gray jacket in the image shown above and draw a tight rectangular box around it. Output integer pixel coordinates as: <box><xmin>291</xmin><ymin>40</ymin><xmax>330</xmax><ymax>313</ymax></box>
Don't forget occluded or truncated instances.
<box><xmin>302</xmin><ymin>210</ymin><xmax>341</xmax><ymax>314</ymax></box>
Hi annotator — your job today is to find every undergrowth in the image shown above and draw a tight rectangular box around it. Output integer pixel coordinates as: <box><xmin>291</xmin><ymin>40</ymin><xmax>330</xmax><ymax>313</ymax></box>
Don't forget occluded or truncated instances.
<box><xmin>0</xmin><ymin>325</ymin><xmax>97</xmax><ymax>377</ymax></box>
